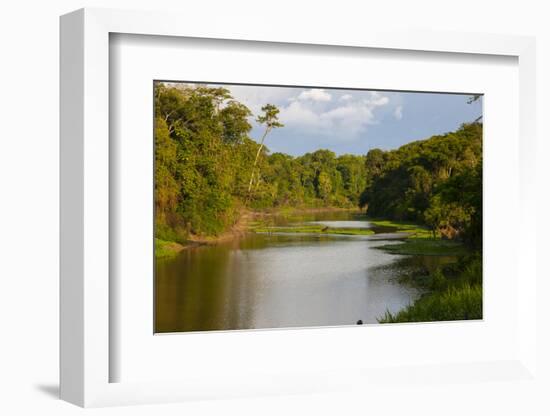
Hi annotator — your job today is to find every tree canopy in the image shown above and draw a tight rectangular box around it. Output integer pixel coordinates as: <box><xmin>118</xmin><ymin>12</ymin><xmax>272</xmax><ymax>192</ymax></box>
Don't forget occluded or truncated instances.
<box><xmin>155</xmin><ymin>83</ymin><xmax>368</xmax><ymax>240</ymax></box>
<box><xmin>359</xmin><ymin>122</ymin><xmax>482</xmax><ymax>247</ymax></box>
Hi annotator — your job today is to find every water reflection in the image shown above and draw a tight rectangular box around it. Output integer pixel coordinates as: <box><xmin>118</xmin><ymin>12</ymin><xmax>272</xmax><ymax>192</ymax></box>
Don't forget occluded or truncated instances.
<box><xmin>155</xmin><ymin>212</ymin><xmax>453</xmax><ymax>333</ymax></box>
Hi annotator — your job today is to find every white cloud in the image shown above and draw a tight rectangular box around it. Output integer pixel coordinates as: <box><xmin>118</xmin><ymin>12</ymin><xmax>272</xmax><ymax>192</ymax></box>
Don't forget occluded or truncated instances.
<box><xmin>223</xmin><ymin>85</ymin><xmax>395</xmax><ymax>141</ymax></box>
<box><xmin>278</xmin><ymin>90</ymin><xmax>391</xmax><ymax>139</ymax></box>
<box><xmin>321</xmin><ymin>104</ymin><xmax>374</xmax><ymax>124</ymax></box>
<box><xmin>394</xmin><ymin>105</ymin><xmax>403</xmax><ymax>120</ymax></box>
<box><xmin>279</xmin><ymin>101</ymin><xmax>320</xmax><ymax>126</ymax></box>
<box><xmin>368</xmin><ymin>91</ymin><xmax>390</xmax><ymax>107</ymax></box>
<box><xmin>297</xmin><ymin>89</ymin><xmax>332</xmax><ymax>102</ymax></box>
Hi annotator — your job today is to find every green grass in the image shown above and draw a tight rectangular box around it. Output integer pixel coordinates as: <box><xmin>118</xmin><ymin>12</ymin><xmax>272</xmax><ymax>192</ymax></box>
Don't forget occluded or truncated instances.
<box><xmin>379</xmin><ymin>283</ymin><xmax>482</xmax><ymax>323</ymax></box>
<box><xmin>368</xmin><ymin>218</ymin><xmax>470</xmax><ymax>256</ymax></box>
<box><xmin>375</xmin><ymin>239</ymin><xmax>469</xmax><ymax>256</ymax></box>
<box><xmin>378</xmin><ymin>255</ymin><xmax>482</xmax><ymax>323</ymax></box>
<box><xmin>155</xmin><ymin>238</ymin><xmax>183</xmax><ymax>259</ymax></box>
<box><xmin>253</xmin><ymin>225</ymin><xmax>375</xmax><ymax>236</ymax></box>
<box><xmin>368</xmin><ymin>218</ymin><xmax>433</xmax><ymax>238</ymax></box>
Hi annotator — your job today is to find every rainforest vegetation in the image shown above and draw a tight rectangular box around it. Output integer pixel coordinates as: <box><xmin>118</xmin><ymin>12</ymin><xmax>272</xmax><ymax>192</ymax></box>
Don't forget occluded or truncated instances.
<box><xmin>155</xmin><ymin>82</ymin><xmax>369</xmax><ymax>242</ymax></box>
<box><xmin>154</xmin><ymin>82</ymin><xmax>483</xmax><ymax>324</ymax></box>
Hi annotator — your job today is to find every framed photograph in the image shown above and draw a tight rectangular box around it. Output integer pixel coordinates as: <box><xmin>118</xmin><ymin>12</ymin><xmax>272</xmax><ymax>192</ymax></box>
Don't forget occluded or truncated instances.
<box><xmin>152</xmin><ymin>80</ymin><xmax>483</xmax><ymax>334</ymax></box>
<box><xmin>60</xmin><ymin>8</ymin><xmax>537</xmax><ymax>407</ymax></box>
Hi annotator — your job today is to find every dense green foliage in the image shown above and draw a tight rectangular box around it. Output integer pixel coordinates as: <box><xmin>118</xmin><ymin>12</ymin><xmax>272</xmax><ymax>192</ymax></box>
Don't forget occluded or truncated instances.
<box><xmin>155</xmin><ymin>83</ymin><xmax>368</xmax><ymax>240</ymax></box>
<box><xmin>155</xmin><ymin>83</ymin><xmax>253</xmax><ymax>240</ymax></box>
<box><xmin>360</xmin><ymin>123</ymin><xmax>482</xmax><ymax>247</ymax></box>
<box><xmin>251</xmin><ymin>149</ymin><xmax>368</xmax><ymax>208</ymax></box>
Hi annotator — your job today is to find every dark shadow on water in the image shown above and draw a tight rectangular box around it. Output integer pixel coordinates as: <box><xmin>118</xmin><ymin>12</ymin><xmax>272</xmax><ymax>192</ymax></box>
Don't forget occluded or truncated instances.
<box><xmin>35</xmin><ymin>383</ymin><xmax>59</xmax><ymax>399</ymax></box>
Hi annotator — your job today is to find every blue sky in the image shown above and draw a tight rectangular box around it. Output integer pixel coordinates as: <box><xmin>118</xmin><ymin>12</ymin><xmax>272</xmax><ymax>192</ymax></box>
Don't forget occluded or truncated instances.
<box><xmin>205</xmin><ymin>83</ymin><xmax>481</xmax><ymax>156</ymax></box>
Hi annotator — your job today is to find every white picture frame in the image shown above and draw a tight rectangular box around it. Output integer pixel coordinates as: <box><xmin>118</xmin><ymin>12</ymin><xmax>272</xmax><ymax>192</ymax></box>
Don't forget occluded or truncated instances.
<box><xmin>60</xmin><ymin>7</ymin><xmax>537</xmax><ymax>407</ymax></box>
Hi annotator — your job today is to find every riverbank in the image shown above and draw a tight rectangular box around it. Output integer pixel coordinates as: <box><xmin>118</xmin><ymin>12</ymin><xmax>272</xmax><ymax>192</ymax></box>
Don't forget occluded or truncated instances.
<box><xmin>368</xmin><ymin>219</ymin><xmax>470</xmax><ymax>256</ymax></box>
<box><xmin>376</xmin><ymin>239</ymin><xmax>468</xmax><ymax>256</ymax></box>
<box><xmin>366</xmin><ymin>219</ymin><xmax>481</xmax><ymax>323</ymax></box>
<box><xmin>252</xmin><ymin>224</ymin><xmax>375</xmax><ymax>236</ymax></box>
<box><xmin>157</xmin><ymin>211</ymin><xmax>253</xmax><ymax>258</ymax></box>
<box><xmin>155</xmin><ymin>238</ymin><xmax>187</xmax><ymax>258</ymax></box>
<box><xmin>378</xmin><ymin>254</ymin><xmax>482</xmax><ymax>323</ymax></box>
<box><xmin>156</xmin><ymin>210</ymin><xmax>472</xmax><ymax>258</ymax></box>
<box><xmin>255</xmin><ymin>206</ymin><xmax>358</xmax><ymax>214</ymax></box>
<box><xmin>156</xmin><ymin>207</ymin><xmax>358</xmax><ymax>257</ymax></box>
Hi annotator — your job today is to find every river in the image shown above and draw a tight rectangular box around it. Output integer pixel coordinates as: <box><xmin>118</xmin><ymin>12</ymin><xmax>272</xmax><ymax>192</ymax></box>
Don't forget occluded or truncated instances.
<box><xmin>155</xmin><ymin>211</ymin><xmax>453</xmax><ymax>333</ymax></box>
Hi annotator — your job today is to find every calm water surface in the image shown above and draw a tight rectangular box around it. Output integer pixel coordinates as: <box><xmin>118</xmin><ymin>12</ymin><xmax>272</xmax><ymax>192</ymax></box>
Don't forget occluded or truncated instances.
<box><xmin>155</xmin><ymin>211</ymin><xmax>453</xmax><ymax>332</ymax></box>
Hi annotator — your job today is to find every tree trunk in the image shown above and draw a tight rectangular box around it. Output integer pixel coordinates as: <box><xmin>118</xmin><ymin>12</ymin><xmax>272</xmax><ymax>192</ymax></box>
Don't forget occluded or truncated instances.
<box><xmin>247</xmin><ymin>127</ymin><xmax>271</xmax><ymax>194</ymax></box>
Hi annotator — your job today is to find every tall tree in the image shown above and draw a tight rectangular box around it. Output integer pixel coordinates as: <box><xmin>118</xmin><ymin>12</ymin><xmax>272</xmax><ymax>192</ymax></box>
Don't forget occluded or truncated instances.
<box><xmin>247</xmin><ymin>104</ymin><xmax>283</xmax><ymax>194</ymax></box>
